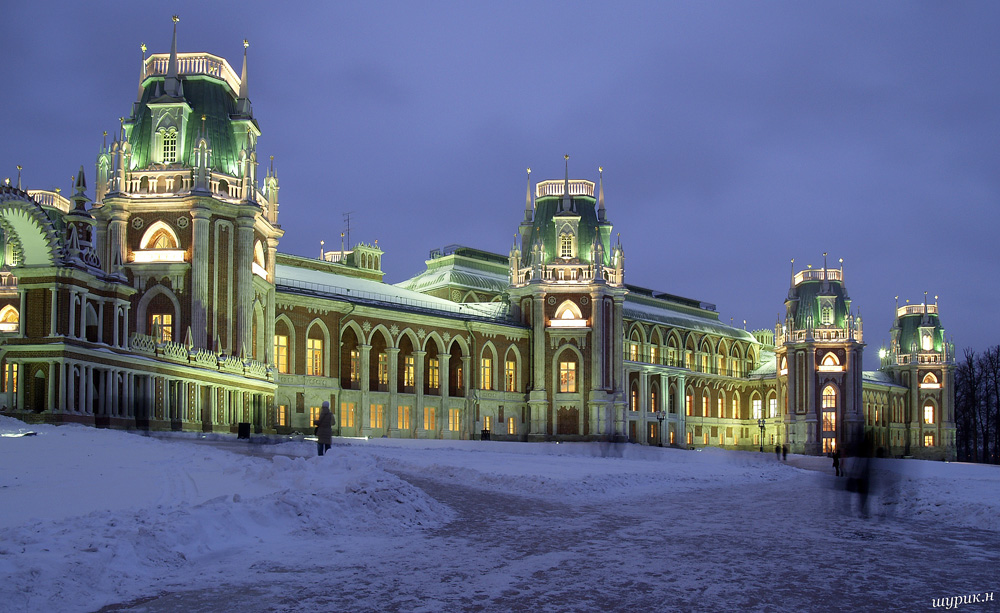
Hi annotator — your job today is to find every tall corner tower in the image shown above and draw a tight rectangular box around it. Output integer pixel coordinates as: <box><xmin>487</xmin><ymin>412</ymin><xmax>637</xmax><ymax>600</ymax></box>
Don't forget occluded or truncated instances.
<box><xmin>775</xmin><ymin>256</ymin><xmax>864</xmax><ymax>455</ymax></box>
<box><xmin>91</xmin><ymin>19</ymin><xmax>283</xmax><ymax>363</ymax></box>
<box><xmin>507</xmin><ymin>160</ymin><xmax>627</xmax><ymax>441</ymax></box>
<box><xmin>883</xmin><ymin>294</ymin><xmax>955</xmax><ymax>459</ymax></box>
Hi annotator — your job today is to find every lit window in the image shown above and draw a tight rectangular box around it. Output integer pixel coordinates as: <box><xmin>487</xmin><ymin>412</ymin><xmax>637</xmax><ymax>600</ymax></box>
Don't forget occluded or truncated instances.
<box><xmin>821</xmin><ymin>305</ymin><xmax>833</xmax><ymax>326</ymax></box>
<box><xmin>718</xmin><ymin>395</ymin><xmax>725</xmax><ymax>419</ymax></box>
<box><xmin>559</xmin><ymin>232</ymin><xmax>573</xmax><ymax>258</ymax></box>
<box><xmin>307</xmin><ymin>338</ymin><xmax>323</xmax><ymax>376</ymax></box>
<box><xmin>752</xmin><ymin>399</ymin><xmax>762</xmax><ymax>420</ymax></box>
<box><xmin>630</xmin><ymin>386</ymin><xmax>638</xmax><ymax>411</ymax></box>
<box><xmin>423</xmin><ymin>407</ymin><xmax>436</xmax><ymax>430</ymax></box>
<box><xmin>3</xmin><ymin>363</ymin><xmax>17</xmax><ymax>393</ymax></box>
<box><xmin>686</xmin><ymin>431</ymin><xmax>692</xmax><ymax>445</ymax></box>
<box><xmin>651</xmin><ymin>346</ymin><xmax>659</xmax><ymax>365</ymax></box>
<box><xmin>769</xmin><ymin>398</ymin><xmax>777</xmax><ymax>419</ymax></box>
<box><xmin>340</xmin><ymin>402</ymin><xmax>355</xmax><ymax>428</ymax></box>
<box><xmin>923</xmin><ymin>403</ymin><xmax>935</xmax><ymax>425</ymax></box>
<box><xmin>150</xmin><ymin>313</ymin><xmax>172</xmax><ymax>343</ymax></box>
<box><xmin>481</xmin><ymin>357</ymin><xmax>493</xmax><ymax>390</ymax></box>
<box><xmin>507</xmin><ymin>417</ymin><xmax>516</xmax><ymax>434</ymax></box>
<box><xmin>822</xmin><ymin>385</ymin><xmax>837</xmax><ymax>410</ymax></box>
<box><xmin>483</xmin><ymin>415</ymin><xmax>492</xmax><ymax>432</ymax></box>
<box><xmin>559</xmin><ymin>361</ymin><xmax>577</xmax><ymax>393</ymax></box>
<box><xmin>377</xmin><ymin>353</ymin><xmax>388</xmax><ymax>385</ymax></box>
<box><xmin>449</xmin><ymin>408</ymin><xmax>460</xmax><ymax>431</ymax></box>
<box><xmin>403</xmin><ymin>356</ymin><xmax>415</xmax><ymax>387</ymax></box>
<box><xmin>686</xmin><ymin>394</ymin><xmax>692</xmax><ymax>416</ymax></box>
<box><xmin>732</xmin><ymin>398</ymin><xmax>738</xmax><ymax>419</ymax></box>
<box><xmin>703</xmin><ymin>432</ymin><xmax>708</xmax><ymax>445</ymax></box>
<box><xmin>277</xmin><ymin>405</ymin><xmax>288</xmax><ymax>427</ymax></box>
<box><xmin>428</xmin><ymin>358</ymin><xmax>440</xmax><ymax>389</ymax></box>
<box><xmin>274</xmin><ymin>335</ymin><xmax>288</xmax><ymax>373</ymax></box>
<box><xmin>822</xmin><ymin>411</ymin><xmax>836</xmax><ymax>432</ymax></box>
<box><xmin>629</xmin><ymin>343</ymin><xmax>638</xmax><ymax>362</ymax></box>
<box><xmin>149</xmin><ymin>229</ymin><xmax>177</xmax><ymax>250</ymax></box>
<box><xmin>398</xmin><ymin>406</ymin><xmax>410</xmax><ymax>430</ymax></box>
<box><xmin>370</xmin><ymin>404</ymin><xmax>384</xmax><ymax>429</ymax></box>
<box><xmin>669</xmin><ymin>431</ymin><xmax>675</xmax><ymax>445</ymax></box>
<box><xmin>702</xmin><ymin>395</ymin><xmax>709</xmax><ymax>417</ymax></box>
<box><xmin>823</xmin><ymin>438</ymin><xmax>837</xmax><ymax>453</ymax></box>
<box><xmin>349</xmin><ymin>349</ymin><xmax>359</xmax><ymax>382</ymax></box>
<box><xmin>162</xmin><ymin>130</ymin><xmax>177</xmax><ymax>163</ymax></box>
<box><xmin>309</xmin><ymin>406</ymin><xmax>321</xmax><ymax>425</ymax></box>
<box><xmin>505</xmin><ymin>360</ymin><xmax>517</xmax><ymax>392</ymax></box>
<box><xmin>922</xmin><ymin>333</ymin><xmax>933</xmax><ymax>352</ymax></box>
<box><xmin>924</xmin><ymin>433</ymin><xmax>935</xmax><ymax>447</ymax></box>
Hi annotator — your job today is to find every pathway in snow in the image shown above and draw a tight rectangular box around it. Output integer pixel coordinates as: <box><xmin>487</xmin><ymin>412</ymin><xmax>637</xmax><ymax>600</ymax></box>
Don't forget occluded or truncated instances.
<box><xmin>100</xmin><ymin>461</ymin><xmax>1000</xmax><ymax>612</ymax></box>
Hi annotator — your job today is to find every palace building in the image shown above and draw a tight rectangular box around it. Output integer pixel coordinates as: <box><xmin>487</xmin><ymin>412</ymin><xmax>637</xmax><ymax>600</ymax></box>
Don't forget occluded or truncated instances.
<box><xmin>0</xmin><ymin>27</ymin><xmax>956</xmax><ymax>459</ymax></box>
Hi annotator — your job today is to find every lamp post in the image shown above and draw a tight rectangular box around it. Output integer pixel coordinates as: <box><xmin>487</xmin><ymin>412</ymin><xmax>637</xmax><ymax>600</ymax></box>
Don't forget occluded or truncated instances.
<box><xmin>655</xmin><ymin>410</ymin><xmax>665</xmax><ymax>447</ymax></box>
<box><xmin>757</xmin><ymin>418</ymin><xmax>766</xmax><ymax>453</ymax></box>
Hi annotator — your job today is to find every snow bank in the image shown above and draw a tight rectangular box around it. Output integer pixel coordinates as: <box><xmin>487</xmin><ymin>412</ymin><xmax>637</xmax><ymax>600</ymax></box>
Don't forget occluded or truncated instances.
<box><xmin>0</xmin><ymin>418</ymin><xmax>452</xmax><ymax>612</ymax></box>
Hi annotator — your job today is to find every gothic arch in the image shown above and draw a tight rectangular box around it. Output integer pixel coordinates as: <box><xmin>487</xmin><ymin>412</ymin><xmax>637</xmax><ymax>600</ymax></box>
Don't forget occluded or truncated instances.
<box><xmin>135</xmin><ymin>284</ymin><xmax>181</xmax><ymax>336</ymax></box>
<box><xmin>422</xmin><ymin>331</ymin><xmax>445</xmax><ymax>356</ymax></box>
<box><xmin>252</xmin><ymin>299</ymin><xmax>265</xmax><ymax>361</ymax></box>
<box><xmin>139</xmin><ymin>220</ymin><xmax>180</xmax><ymax>250</ymax></box>
<box><xmin>504</xmin><ymin>345</ymin><xmax>522</xmax><ymax>392</ymax></box>
<box><xmin>0</xmin><ymin>196</ymin><xmax>61</xmax><ymax>267</ymax></box>
<box><xmin>480</xmin><ymin>341</ymin><xmax>499</xmax><ymax>390</ymax></box>
<box><xmin>555</xmin><ymin>300</ymin><xmax>583</xmax><ymax>321</ymax></box>
<box><xmin>274</xmin><ymin>313</ymin><xmax>296</xmax><ymax>374</ymax></box>
<box><xmin>552</xmin><ymin>343</ymin><xmax>585</xmax><ymax>395</ymax></box>
<box><xmin>305</xmin><ymin>318</ymin><xmax>332</xmax><ymax>377</ymax></box>
<box><xmin>366</xmin><ymin>324</ymin><xmax>393</xmax><ymax>348</ymax></box>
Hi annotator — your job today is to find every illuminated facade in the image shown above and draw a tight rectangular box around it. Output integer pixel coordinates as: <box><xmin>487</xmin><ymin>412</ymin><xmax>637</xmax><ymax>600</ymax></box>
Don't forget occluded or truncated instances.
<box><xmin>0</xmin><ymin>29</ymin><xmax>955</xmax><ymax>459</ymax></box>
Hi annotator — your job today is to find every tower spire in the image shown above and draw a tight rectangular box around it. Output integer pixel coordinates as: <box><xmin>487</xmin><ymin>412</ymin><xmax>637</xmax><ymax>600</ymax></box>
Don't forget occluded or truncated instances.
<box><xmin>164</xmin><ymin>16</ymin><xmax>182</xmax><ymax>97</ymax></box>
<box><xmin>598</xmin><ymin>165</ymin><xmax>606</xmax><ymax>222</ymax></box>
<box><xmin>789</xmin><ymin>258</ymin><xmax>795</xmax><ymax>287</ymax></box>
<box><xmin>523</xmin><ymin>167</ymin><xmax>532</xmax><ymax>222</ymax></box>
<box><xmin>137</xmin><ymin>42</ymin><xmax>147</xmax><ymax>101</ymax></box>
<box><xmin>235</xmin><ymin>39</ymin><xmax>253</xmax><ymax>117</ymax></box>
<box><xmin>15</xmin><ymin>165</ymin><xmax>21</xmax><ymax>191</ymax></box>
<box><xmin>560</xmin><ymin>154</ymin><xmax>571</xmax><ymax>212</ymax></box>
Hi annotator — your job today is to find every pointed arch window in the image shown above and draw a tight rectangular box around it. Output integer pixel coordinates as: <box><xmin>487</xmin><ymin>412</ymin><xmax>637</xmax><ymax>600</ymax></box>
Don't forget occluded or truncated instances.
<box><xmin>921</xmin><ymin>332</ymin><xmax>934</xmax><ymax>352</ymax></box>
<box><xmin>551</xmin><ymin>300</ymin><xmax>586</xmax><ymax>328</ymax></box>
<box><xmin>820</xmin><ymin>305</ymin><xmax>833</xmax><ymax>326</ymax></box>
<box><xmin>135</xmin><ymin>222</ymin><xmax>184</xmax><ymax>263</ymax></box>
<box><xmin>159</xmin><ymin>128</ymin><xmax>178</xmax><ymax>164</ymax></box>
<box><xmin>0</xmin><ymin>305</ymin><xmax>18</xmax><ymax>332</ymax></box>
<box><xmin>819</xmin><ymin>351</ymin><xmax>842</xmax><ymax>372</ymax></box>
<box><xmin>920</xmin><ymin>372</ymin><xmax>940</xmax><ymax>389</ymax></box>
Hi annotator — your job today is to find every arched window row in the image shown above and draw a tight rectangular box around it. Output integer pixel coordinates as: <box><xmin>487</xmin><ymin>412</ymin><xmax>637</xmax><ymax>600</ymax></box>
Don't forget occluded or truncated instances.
<box><xmin>622</xmin><ymin>322</ymin><xmax>757</xmax><ymax>377</ymax></box>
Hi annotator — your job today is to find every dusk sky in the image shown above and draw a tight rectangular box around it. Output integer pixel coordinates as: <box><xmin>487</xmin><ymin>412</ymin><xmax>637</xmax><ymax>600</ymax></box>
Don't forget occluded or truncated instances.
<box><xmin>3</xmin><ymin>1</ymin><xmax>998</xmax><ymax>365</ymax></box>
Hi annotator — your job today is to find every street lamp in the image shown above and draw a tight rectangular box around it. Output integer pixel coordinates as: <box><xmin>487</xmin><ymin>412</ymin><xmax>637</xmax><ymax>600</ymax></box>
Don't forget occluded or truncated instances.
<box><xmin>655</xmin><ymin>410</ymin><xmax>665</xmax><ymax>447</ymax></box>
<box><xmin>757</xmin><ymin>418</ymin><xmax>766</xmax><ymax>452</ymax></box>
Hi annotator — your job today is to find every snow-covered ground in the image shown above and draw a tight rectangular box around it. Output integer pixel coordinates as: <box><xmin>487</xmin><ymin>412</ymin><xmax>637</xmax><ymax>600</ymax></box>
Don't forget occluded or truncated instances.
<box><xmin>1</xmin><ymin>416</ymin><xmax>998</xmax><ymax>612</ymax></box>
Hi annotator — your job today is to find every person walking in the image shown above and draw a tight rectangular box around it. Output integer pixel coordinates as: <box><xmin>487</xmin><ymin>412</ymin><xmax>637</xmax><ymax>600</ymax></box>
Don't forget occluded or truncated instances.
<box><xmin>314</xmin><ymin>401</ymin><xmax>333</xmax><ymax>456</ymax></box>
<box><xmin>832</xmin><ymin>449</ymin><xmax>842</xmax><ymax>477</ymax></box>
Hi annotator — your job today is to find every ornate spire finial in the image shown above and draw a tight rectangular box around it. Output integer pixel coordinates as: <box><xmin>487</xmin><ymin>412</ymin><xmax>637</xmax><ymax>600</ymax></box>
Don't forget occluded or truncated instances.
<box><xmin>141</xmin><ymin>42</ymin><xmax>147</xmax><ymax>54</ymax></box>
<box><xmin>598</xmin><ymin>165</ymin><xmax>606</xmax><ymax>222</ymax></box>
<box><xmin>16</xmin><ymin>165</ymin><xmax>21</xmax><ymax>190</ymax></box>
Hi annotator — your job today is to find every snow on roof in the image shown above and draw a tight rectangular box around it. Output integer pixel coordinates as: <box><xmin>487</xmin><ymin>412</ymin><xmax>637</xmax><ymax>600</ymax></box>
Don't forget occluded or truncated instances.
<box><xmin>862</xmin><ymin>370</ymin><xmax>902</xmax><ymax>386</ymax></box>
<box><xmin>623</xmin><ymin>296</ymin><xmax>757</xmax><ymax>342</ymax></box>
<box><xmin>275</xmin><ymin>263</ymin><xmax>511</xmax><ymax>322</ymax></box>
<box><xmin>750</xmin><ymin>349</ymin><xmax>778</xmax><ymax>377</ymax></box>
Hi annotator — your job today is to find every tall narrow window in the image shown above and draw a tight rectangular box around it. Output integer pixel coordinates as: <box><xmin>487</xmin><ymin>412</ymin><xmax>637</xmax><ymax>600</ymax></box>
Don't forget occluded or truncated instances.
<box><xmin>307</xmin><ymin>338</ymin><xmax>323</xmax><ymax>376</ymax></box>
<box><xmin>702</xmin><ymin>395</ymin><xmax>709</xmax><ymax>417</ymax></box>
<box><xmin>277</xmin><ymin>405</ymin><xmax>288</xmax><ymax>427</ymax></box>
<box><xmin>403</xmin><ymin>356</ymin><xmax>415</xmax><ymax>387</ymax></box>
<box><xmin>349</xmin><ymin>349</ymin><xmax>359</xmax><ymax>382</ymax></box>
<box><xmin>3</xmin><ymin>363</ymin><xmax>17</xmax><ymax>393</ymax></box>
<box><xmin>752</xmin><ymin>398</ymin><xmax>762</xmax><ymax>420</ymax></box>
<box><xmin>377</xmin><ymin>353</ymin><xmax>388</xmax><ymax>385</ymax></box>
<box><xmin>821</xmin><ymin>305</ymin><xmax>833</xmax><ymax>325</ymax></box>
<box><xmin>686</xmin><ymin>394</ymin><xmax>692</xmax><ymax>416</ymax></box>
<box><xmin>924</xmin><ymin>433</ymin><xmax>935</xmax><ymax>447</ymax></box>
<box><xmin>718</xmin><ymin>396</ymin><xmax>725</xmax><ymax>419</ymax></box>
<box><xmin>559</xmin><ymin>361</ymin><xmax>577</xmax><ymax>393</ymax></box>
<box><xmin>768</xmin><ymin>398</ymin><xmax>777</xmax><ymax>419</ymax></box>
<box><xmin>370</xmin><ymin>404</ymin><xmax>384</xmax><ymax>429</ymax></box>
<box><xmin>480</xmin><ymin>357</ymin><xmax>493</xmax><ymax>390</ymax></box>
<box><xmin>428</xmin><ymin>358</ymin><xmax>440</xmax><ymax>389</ymax></box>
<box><xmin>274</xmin><ymin>335</ymin><xmax>289</xmax><ymax>374</ymax></box>
<box><xmin>822</xmin><ymin>411</ymin><xmax>836</xmax><ymax>432</ymax></box>
<box><xmin>449</xmin><ymin>408</ymin><xmax>460</xmax><ymax>431</ymax></box>
<box><xmin>650</xmin><ymin>346</ymin><xmax>659</xmax><ymax>365</ymax></box>
<box><xmin>505</xmin><ymin>359</ymin><xmax>517</xmax><ymax>392</ymax></box>
<box><xmin>559</xmin><ymin>232</ymin><xmax>573</xmax><ymax>258</ymax></box>
<box><xmin>423</xmin><ymin>407</ymin><xmax>436</xmax><ymax>430</ymax></box>
<box><xmin>507</xmin><ymin>417</ymin><xmax>516</xmax><ymax>434</ymax></box>
<box><xmin>309</xmin><ymin>406</ymin><xmax>321</xmax><ymax>425</ymax></box>
<box><xmin>397</xmin><ymin>405</ymin><xmax>410</xmax><ymax>430</ymax></box>
<box><xmin>162</xmin><ymin>130</ymin><xmax>177</xmax><ymax>163</ymax></box>
<box><xmin>483</xmin><ymin>415</ymin><xmax>492</xmax><ymax>432</ymax></box>
<box><xmin>150</xmin><ymin>313</ymin><xmax>172</xmax><ymax>343</ymax></box>
<box><xmin>923</xmin><ymin>403</ymin><xmax>935</xmax><ymax>424</ymax></box>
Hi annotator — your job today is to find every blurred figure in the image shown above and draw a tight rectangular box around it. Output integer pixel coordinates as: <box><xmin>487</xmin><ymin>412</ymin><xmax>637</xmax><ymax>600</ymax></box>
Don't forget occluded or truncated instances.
<box><xmin>314</xmin><ymin>401</ymin><xmax>333</xmax><ymax>456</ymax></box>
<box><xmin>832</xmin><ymin>449</ymin><xmax>843</xmax><ymax>477</ymax></box>
<box><xmin>775</xmin><ymin>444</ymin><xmax>781</xmax><ymax>460</ymax></box>
<box><xmin>782</xmin><ymin>444</ymin><xmax>788</xmax><ymax>461</ymax></box>
<box><xmin>846</xmin><ymin>437</ymin><xmax>874</xmax><ymax>518</ymax></box>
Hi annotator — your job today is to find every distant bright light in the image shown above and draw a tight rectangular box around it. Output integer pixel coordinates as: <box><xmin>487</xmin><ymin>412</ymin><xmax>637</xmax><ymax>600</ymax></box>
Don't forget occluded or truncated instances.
<box><xmin>878</xmin><ymin>348</ymin><xmax>888</xmax><ymax>359</ymax></box>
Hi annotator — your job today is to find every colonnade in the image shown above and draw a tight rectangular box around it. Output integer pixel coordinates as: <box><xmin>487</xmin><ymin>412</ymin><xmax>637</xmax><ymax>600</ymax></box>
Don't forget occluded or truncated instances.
<box><xmin>0</xmin><ymin>357</ymin><xmax>271</xmax><ymax>431</ymax></box>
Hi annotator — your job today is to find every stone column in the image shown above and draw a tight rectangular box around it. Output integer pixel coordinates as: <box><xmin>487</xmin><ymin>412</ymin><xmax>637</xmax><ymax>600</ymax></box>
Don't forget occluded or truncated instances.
<box><xmin>675</xmin><ymin>374</ymin><xmax>686</xmax><ymax>446</ymax></box>
<box><xmin>414</xmin><ymin>350</ymin><xmax>426</xmax><ymax>432</ymax></box>
<box><xmin>190</xmin><ymin>208</ymin><xmax>211</xmax><ymax>349</ymax></box>
<box><xmin>50</xmin><ymin>289</ymin><xmax>59</xmax><ymax>337</ymax></box>
<box><xmin>47</xmin><ymin>361</ymin><xmax>58</xmax><ymax>413</ymax></box>
<box><xmin>387</xmin><ymin>347</ymin><xmax>400</xmax><ymax>435</ymax></box>
<box><xmin>233</xmin><ymin>215</ymin><xmax>255</xmax><ymax>357</ymax></box>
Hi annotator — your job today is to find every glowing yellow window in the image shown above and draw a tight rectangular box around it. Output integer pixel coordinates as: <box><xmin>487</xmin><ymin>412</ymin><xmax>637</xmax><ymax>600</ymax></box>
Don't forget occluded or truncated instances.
<box><xmin>481</xmin><ymin>357</ymin><xmax>493</xmax><ymax>391</ymax></box>
<box><xmin>307</xmin><ymin>338</ymin><xmax>323</xmax><ymax>376</ymax></box>
<box><xmin>449</xmin><ymin>408</ymin><xmax>460</xmax><ymax>432</ymax></box>
<box><xmin>559</xmin><ymin>361</ymin><xmax>577</xmax><ymax>393</ymax></box>
<box><xmin>397</xmin><ymin>405</ymin><xmax>410</xmax><ymax>430</ymax></box>
<box><xmin>923</xmin><ymin>404</ymin><xmax>935</xmax><ymax>424</ymax></box>
<box><xmin>505</xmin><ymin>360</ymin><xmax>516</xmax><ymax>392</ymax></box>
<box><xmin>150</xmin><ymin>313</ymin><xmax>172</xmax><ymax>343</ymax></box>
<box><xmin>377</xmin><ymin>353</ymin><xmax>388</xmax><ymax>385</ymax></box>
<box><xmin>403</xmin><ymin>356</ymin><xmax>415</xmax><ymax>387</ymax></box>
<box><xmin>274</xmin><ymin>335</ymin><xmax>288</xmax><ymax>374</ymax></box>
<box><xmin>369</xmin><ymin>404</ymin><xmax>384</xmax><ymax>429</ymax></box>
<box><xmin>428</xmin><ymin>358</ymin><xmax>440</xmax><ymax>389</ymax></box>
<box><xmin>423</xmin><ymin>407</ymin><xmax>436</xmax><ymax>430</ymax></box>
<box><xmin>340</xmin><ymin>402</ymin><xmax>355</xmax><ymax>428</ymax></box>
